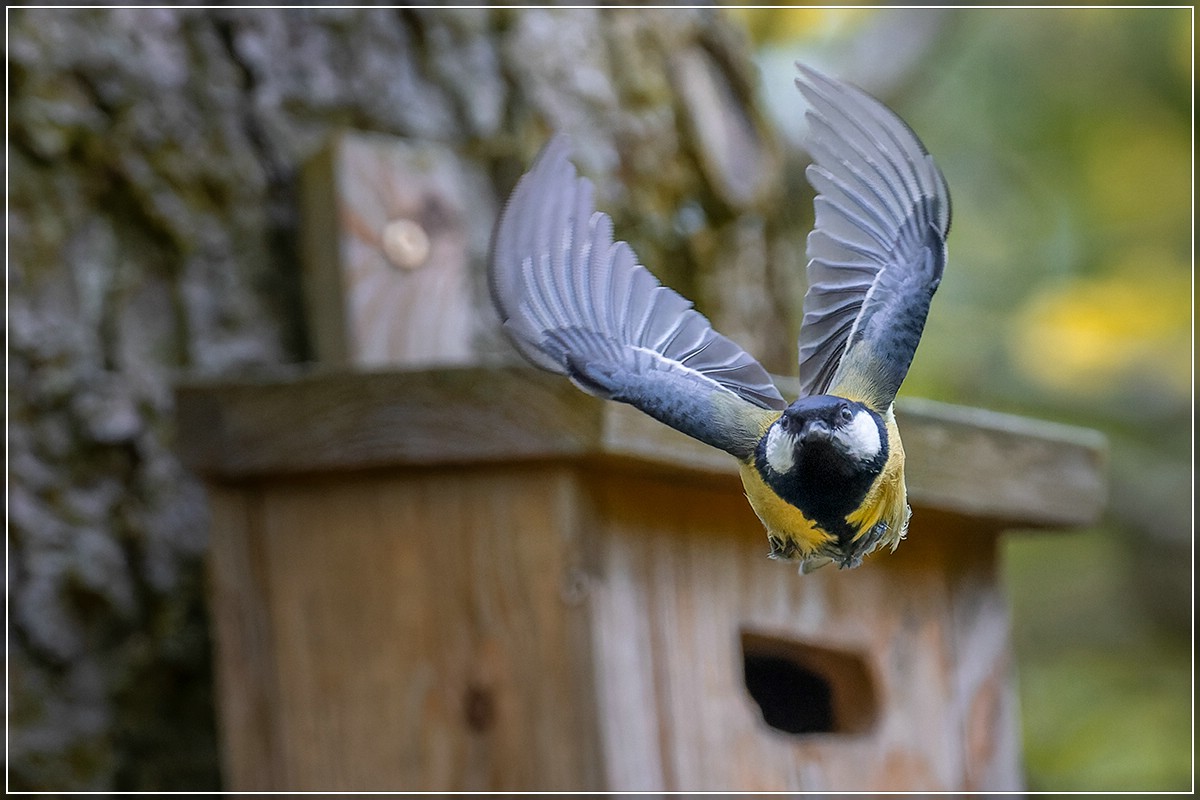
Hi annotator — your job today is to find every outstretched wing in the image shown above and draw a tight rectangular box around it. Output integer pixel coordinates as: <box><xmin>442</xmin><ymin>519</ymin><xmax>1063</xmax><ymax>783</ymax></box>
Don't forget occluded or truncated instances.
<box><xmin>489</xmin><ymin>135</ymin><xmax>785</xmax><ymax>460</ymax></box>
<box><xmin>795</xmin><ymin>64</ymin><xmax>951</xmax><ymax>411</ymax></box>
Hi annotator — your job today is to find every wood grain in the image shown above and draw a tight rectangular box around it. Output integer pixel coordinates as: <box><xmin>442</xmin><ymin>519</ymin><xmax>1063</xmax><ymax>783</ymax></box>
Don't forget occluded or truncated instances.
<box><xmin>205</xmin><ymin>488</ymin><xmax>286</xmax><ymax>790</ymax></box>
<box><xmin>184</xmin><ymin>366</ymin><xmax>1107</xmax><ymax>790</ymax></box>
<box><xmin>176</xmin><ymin>366</ymin><xmax>599</xmax><ymax>478</ymax></box>
<box><xmin>896</xmin><ymin>396</ymin><xmax>1108</xmax><ymax>528</ymax></box>
<box><xmin>177</xmin><ymin>366</ymin><xmax>1107</xmax><ymax>529</ymax></box>
<box><xmin>219</xmin><ymin>465</ymin><xmax>603</xmax><ymax>790</ymax></box>
<box><xmin>301</xmin><ymin>133</ymin><xmax>490</xmax><ymax>368</ymax></box>
<box><xmin>584</xmin><ymin>473</ymin><xmax>1022</xmax><ymax>790</ymax></box>
<box><xmin>205</xmin><ymin>462</ymin><xmax>1025</xmax><ymax>790</ymax></box>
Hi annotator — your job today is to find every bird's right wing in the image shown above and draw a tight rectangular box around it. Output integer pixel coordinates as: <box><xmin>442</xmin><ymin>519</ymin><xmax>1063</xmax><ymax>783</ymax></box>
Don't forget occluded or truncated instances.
<box><xmin>489</xmin><ymin>135</ymin><xmax>785</xmax><ymax>461</ymax></box>
<box><xmin>795</xmin><ymin>65</ymin><xmax>951</xmax><ymax>411</ymax></box>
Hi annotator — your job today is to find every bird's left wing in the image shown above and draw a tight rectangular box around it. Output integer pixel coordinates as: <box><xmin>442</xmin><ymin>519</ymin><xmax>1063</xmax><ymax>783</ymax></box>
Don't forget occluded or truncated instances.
<box><xmin>795</xmin><ymin>64</ymin><xmax>951</xmax><ymax>411</ymax></box>
<box><xmin>489</xmin><ymin>135</ymin><xmax>785</xmax><ymax>461</ymax></box>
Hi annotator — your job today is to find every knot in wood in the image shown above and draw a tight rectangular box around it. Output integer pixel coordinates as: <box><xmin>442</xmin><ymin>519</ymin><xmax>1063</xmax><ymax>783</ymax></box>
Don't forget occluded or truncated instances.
<box><xmin>463</xmin><ymin>682</ymin><xmax>496</xmax><ymax>733</ymax></box>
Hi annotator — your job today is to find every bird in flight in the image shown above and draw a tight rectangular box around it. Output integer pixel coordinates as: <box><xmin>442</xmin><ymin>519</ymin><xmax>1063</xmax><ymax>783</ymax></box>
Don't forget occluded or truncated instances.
<box><xmin>488</xmin><ymin>64</ymin><xmax>951</xmax><ymax>572</ymax></box>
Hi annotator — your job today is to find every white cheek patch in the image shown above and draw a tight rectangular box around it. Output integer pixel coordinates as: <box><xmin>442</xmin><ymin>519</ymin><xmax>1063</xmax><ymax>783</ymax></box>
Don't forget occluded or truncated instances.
<box><xmin>765</xmin><ymin>424</ymin><xmax>796</xmax><ymax>474</ymax></box>
<box><xmin>838</xmin><ymin>410</ymin><xmax>883</xmax><ymax>462</ymax></box>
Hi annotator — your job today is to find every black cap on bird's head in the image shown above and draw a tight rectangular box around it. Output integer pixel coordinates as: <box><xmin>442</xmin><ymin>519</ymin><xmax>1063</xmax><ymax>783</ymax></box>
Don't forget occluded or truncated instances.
<box><xmin>778</xmin><ymin>396</ymin><xmax>883</xmax><ymax>462</ymax></box>
<box><xmin>779</xmin><ymin>395</ymin><xmax>855</xmax><ymax>443</ymax></box>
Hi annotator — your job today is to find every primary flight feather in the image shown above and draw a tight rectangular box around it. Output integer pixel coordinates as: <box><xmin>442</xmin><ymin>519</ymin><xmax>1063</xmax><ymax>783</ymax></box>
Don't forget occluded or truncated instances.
<box><xmin>489</xmin><ymin>64</ymin><xmax>951</xmax><ymax>571</ymax></box>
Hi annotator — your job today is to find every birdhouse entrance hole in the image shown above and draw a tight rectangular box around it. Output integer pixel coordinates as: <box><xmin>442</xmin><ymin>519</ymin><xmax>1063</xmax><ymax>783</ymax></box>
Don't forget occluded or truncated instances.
<box><xmin>740</xmin><ymin>630</ymin><xmax>879</xmax><ymax>736</ymax></box>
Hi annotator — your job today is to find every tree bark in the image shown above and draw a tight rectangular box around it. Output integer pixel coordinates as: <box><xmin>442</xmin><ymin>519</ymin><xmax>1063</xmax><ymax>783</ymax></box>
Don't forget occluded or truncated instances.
<box><xmin>8</xmin><ymin>7</ymin><xmax>801</xmax><ymax>789</ymax></box>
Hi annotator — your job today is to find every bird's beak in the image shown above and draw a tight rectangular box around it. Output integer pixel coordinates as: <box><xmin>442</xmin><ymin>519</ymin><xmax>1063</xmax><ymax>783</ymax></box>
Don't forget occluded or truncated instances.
<box><xmin>801</xmin><ymin>418</ymin><xmax>831</xmax><ymax>443</ymax></box>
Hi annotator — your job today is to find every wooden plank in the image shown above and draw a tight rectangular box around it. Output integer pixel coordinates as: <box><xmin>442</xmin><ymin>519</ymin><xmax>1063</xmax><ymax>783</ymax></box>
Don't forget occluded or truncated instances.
<box><xmin>205</xmin><ymin>488</ymin><xmax>286</xmax><ymax>790</ymax></box>
<box><xmin>927</xmin><ymin>512</ymin><xmax>1024</xmax><ymax>790</ymax></box>
<box><xmin>245</xmin><ymin>465</ymin><xmax>602</xmax><ymax>790</ymax></box>
<box><xmin>175</xmin><ymin>366</ymin><xmax>1106</xmax><ymax>529</ymax></box>
<box><xmin>205</xmin><ymin>457</ymin><xmax>1029</xmax><ymax>791</ymax></box>
<box><xmin>301</xmin><ymin>132</ymin><xmax>489</xmax><ymax>368</ymax></box>
<box><xmin>585</xmin><ymin>472</ymin><xmax>1017</xmax><ymax>790</ymax></box>
<box><xmin>896</xmin><ymin>397</ymin><xmax>1108</xmax><ymax>529</ymax></box>
<box><xmin>175</xmin><ymin>366</ymin><xmax>601</xmax><ymax>479</ymax></box>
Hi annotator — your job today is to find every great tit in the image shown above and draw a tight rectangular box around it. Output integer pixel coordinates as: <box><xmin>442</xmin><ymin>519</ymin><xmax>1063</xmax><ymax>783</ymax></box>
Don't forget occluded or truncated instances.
<box><xmin>488</xmin><ymin>64</ymin><xmax>950</xmax><ymax>572</ymax></box>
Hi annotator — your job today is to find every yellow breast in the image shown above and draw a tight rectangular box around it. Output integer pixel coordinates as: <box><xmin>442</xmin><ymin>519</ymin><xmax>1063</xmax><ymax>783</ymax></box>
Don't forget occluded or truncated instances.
<box><xmin>738</xmin><ymin>405</ymin><xmax>910</xmax><ymax>560</ymax></box>
<box><xmin>738</xmin><ymin>461</ymin><xmax>833</xmax><ymax>554</ymax></box>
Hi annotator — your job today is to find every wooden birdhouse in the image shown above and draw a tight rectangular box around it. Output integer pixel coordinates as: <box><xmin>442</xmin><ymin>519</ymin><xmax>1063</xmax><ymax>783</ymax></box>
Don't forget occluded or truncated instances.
<box><xmin>175</xmin><ymin>133</ymin><xmax>1107</xmax><ymax>792</ymax></box>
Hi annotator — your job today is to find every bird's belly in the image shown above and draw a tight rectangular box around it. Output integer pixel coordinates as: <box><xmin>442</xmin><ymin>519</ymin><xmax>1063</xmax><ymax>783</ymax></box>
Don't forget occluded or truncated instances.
<box><xmin>738</xmin><ymin>461</ymin><xmax>833</xmax><ymax>557</ymax></box>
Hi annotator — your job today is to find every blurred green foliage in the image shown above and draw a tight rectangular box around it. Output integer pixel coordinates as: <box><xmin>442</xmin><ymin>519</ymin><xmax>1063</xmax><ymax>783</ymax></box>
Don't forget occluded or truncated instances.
<box><xmin>727</xmin><ymin>6</ymin><xmax>1192</xmax><ymax>792</ymax></box>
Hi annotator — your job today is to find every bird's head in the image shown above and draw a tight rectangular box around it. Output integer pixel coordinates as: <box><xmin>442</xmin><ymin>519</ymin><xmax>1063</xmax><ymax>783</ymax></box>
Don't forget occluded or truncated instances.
<box><xmin>763</xmin><ymin>395</ymin><xmax>886</xmax><ymax>478</ymax></box>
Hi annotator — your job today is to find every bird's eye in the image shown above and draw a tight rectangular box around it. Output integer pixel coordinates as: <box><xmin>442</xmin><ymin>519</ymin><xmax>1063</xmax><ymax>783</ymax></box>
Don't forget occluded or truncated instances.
<box><xmin>839</xmin><ymin>406</ymin><xmax>853</xmax><ymax>423</ymax></box>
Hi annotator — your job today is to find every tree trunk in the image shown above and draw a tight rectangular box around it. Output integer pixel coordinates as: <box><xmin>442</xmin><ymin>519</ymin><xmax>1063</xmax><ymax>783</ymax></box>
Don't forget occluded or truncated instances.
<box><xmin>8</xmin><ymin>7</ymin><xmax>802</xmax><ymax>789</ymax></box>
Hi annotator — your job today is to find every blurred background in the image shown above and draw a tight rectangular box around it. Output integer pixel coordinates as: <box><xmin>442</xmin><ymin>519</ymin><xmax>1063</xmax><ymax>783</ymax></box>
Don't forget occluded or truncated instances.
<box><xmin>730</xmin><ymin>6</ymin><xmax>1193</xmax><ymax>791</ymax></box>
<box><xmin>7</xmin><ymin>6</ymin><xmax>1191</xmax><ymax>792</ymax></box>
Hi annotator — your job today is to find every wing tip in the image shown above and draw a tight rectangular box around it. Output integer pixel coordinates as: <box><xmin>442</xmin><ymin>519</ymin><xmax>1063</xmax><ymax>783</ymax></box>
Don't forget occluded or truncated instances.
<box><xmin>794</xmin><ymin>61</ymin><xmax>859</xmax><ymax>108</ymax></box>
<box><xmin>794</xmin><ymin>61</ymin><xmax>830</xmax><ymax>88</ymax></box>
<box><xmin>489</xmin><ymin>132</ymin><xmax>585</xmax><ymax>316</ymax></box>
<box><xmin>532</xmin><ymin>131</ymin><xmax>575</xmax><ymax>175</ymax></box>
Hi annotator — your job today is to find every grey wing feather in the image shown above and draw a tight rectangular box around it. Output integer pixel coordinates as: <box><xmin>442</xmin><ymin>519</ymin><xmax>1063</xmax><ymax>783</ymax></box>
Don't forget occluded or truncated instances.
<box><xmin>794</xmin><ymin>64</ymin><xmax>951</xmax><ymax>410</ymax></box>
<box><xmin>489</xmin><ymin>135</ymin><xmax>784</xmax><ymax>459</ymax></box>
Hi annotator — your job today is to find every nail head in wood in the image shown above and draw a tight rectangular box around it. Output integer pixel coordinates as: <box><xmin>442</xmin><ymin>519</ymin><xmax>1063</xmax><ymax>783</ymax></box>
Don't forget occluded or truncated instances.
<box><xmin>301</xmin><ymin>132</ymin><xmax>492</xmax><ymax>368</ymax></box>
<box><xmin>382</xmin><ymin>217</ymin><xmax>431</xmax><ymax>271</ymax></box>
